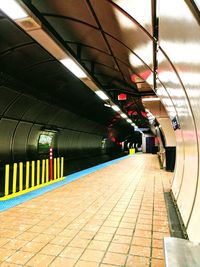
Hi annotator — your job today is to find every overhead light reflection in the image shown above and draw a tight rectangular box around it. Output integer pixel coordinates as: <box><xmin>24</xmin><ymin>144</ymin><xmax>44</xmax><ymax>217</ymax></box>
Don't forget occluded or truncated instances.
<box><xmin>60</xmin><ymin>58</ymin><xmax>87</xmax><ymax>78</ymax></box>
<box><xmin>111</xmin><ymin>105</ymin><xmax>120</xmax><ymax>112</ymax></box>
<box><xmin>95</xmin><ymin>90</ymin><xmax>109</xmax><ymax>100</ymax></box>
<box><xmin>121</xmin><ymin>113</ymin><xmax>128</xmax><ymax>118</ymax></box>
<box><xmin>0</xmin><ymin>0</ymin><xmax>28</xmax><ymax>20</ymax></box>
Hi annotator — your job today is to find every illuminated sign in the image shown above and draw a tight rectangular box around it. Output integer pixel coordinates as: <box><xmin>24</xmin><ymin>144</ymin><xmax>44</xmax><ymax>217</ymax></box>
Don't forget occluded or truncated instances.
<box><xmin>172</xmin><ymin>116</ymin><xmax>180</xmax><ymax>130</ymax></box>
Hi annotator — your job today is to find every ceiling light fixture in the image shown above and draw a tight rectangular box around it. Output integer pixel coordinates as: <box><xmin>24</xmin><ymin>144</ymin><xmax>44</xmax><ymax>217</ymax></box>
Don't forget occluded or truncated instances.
<box><xmin>111</xmin><ymin>105</ymin><xmax>120</xmax><ymax>112</ymax></box>
<box><xmin>60</xmin><ymin>58</ymin><xmax>87</xmax><ymax>78</ymax></box>
<box><xmin>121</xmin><ymin>113</ymin><xmax>128</xmax><ymax>119</ymax></box>
<box><xmin>95</xmin><ymin>90</ymin><xmax>109</xmax><ymax>100</ymax></box>
<box><xmin>142</xmin><ymin>97</ymin><xmax>160</xmax><ymax>102</ymax></box>
<box><xmin>0</xmin><ymin>0</ymin><xmax>28</xmax><ymax>20</ymax></box>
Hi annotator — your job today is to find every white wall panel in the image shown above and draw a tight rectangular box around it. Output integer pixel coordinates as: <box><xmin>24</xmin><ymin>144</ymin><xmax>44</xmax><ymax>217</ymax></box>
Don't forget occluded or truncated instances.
<box><xmin>159</xmin><ymin>0</ymin><xmax>200</xmax><ymax>241</ymax></box>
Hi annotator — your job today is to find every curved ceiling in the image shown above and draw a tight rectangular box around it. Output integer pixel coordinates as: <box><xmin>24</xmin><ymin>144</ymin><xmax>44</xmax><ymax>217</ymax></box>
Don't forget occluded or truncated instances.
<box><xmin>1</xmin><ymin>0</ymin><xmax>158</xmax><ymax>129</ymax></box>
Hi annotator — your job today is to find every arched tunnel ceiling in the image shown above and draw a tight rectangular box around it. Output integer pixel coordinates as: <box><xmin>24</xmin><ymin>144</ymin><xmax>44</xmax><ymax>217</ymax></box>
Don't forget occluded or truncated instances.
<box><xmin>0</xmin><ymin>0</ymin><xmax>160</xmax><ymax>132</ymax></box>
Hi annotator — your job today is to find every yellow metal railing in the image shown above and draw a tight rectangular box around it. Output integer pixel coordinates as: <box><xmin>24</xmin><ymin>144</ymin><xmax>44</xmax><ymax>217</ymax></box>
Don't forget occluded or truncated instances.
<box><xmin>1</xmin><ymin>157</ymin><xmax>64</xmax><ymax>200</ymax></box>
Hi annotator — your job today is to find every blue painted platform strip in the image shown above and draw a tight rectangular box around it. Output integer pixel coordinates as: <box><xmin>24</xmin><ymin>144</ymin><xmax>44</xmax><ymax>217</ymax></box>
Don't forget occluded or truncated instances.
<box><xmin>0</xmin><ymin>155</ymin><xmax>131</xmax><ymax>212</ymax></box>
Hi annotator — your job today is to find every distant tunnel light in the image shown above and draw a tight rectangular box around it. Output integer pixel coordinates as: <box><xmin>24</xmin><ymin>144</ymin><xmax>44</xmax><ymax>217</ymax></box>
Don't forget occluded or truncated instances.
<box><xmin>60</xmin><ymin>58</ymin><xmax>87</xmax><ymax>78</ymax></box>
<box><xmin>127</xmin><ymin>119</ymin><xmax>132</xmax><ymax>123</ymax></box>
<box><xmin>121</xmin><ymin>113</ymin><xmax>128</xmax><ymax>119</ymax></box>
<box><xmin>142</xmin><ymin>97</ymin><xmax>160</xmax><ymax>102</ymax></box>
<box><xmin>111</xmin><ymin>105</ymin><xmax>120</xmax><ymax>112</ymax></box>
<box><xmin>95</xmin><ymin>90</ymin><xmax>109</xmax><ymax>100</ymax></box>
<box><xmin>0</xmin><ymin>0</ymin><xmax>28</xmax><ymax>20</ymax></box>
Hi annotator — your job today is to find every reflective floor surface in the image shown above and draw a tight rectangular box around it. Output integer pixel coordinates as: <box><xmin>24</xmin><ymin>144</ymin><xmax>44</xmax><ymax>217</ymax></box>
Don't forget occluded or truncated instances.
<box><xmin>0</xmin><ymin>154</ymin><xmax>173</xmax><ymax>267</ymax></box>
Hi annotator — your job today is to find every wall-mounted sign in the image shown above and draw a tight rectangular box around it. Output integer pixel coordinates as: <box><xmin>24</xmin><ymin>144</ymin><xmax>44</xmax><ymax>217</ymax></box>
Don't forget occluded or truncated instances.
<box><xmin>172</xmin><ymin>116</ymin><xmax>180</xmax><ymax>130</ymax></box>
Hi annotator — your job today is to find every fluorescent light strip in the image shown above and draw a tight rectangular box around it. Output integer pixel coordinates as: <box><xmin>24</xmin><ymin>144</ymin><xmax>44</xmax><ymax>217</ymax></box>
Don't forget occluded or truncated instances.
<box><xmin>95</xmin><ymin>90</ymin><xmax>109</xmax><ymax>100</ymax></box>
<box><xmin>111</xmin><ymin>105</ymin><xmax>120</xmax><ymax>112</ymax></box>
<box><xmin>127</xmin><ymin>119</ymin><xmax>132</xmax><ymax>123</ymax></box>
<box><xmin>60</xmin><ymin>58</ymin><xmax>87</xmax><ymax>78</ymax></box>
<box><xmin>142</xmin><ymin>97</ymin><xmax>160</xmax><ymax>102</ymax></box>
<box><xmin>121</xmin><ymin>113</ymin><xmax>128</xmax><ymax>119</ymax></box>
<box><xmin>0</xmin><ymin>0</ymin><xmax>28</xmax><ymax>20</ymax></box>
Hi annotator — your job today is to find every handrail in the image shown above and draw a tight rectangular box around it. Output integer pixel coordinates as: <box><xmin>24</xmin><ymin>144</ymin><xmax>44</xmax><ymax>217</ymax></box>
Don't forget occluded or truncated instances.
<box><xmin>0</xmin><ymin>157</ymin><xmax>64</xmax><ymax>200</ymax></box>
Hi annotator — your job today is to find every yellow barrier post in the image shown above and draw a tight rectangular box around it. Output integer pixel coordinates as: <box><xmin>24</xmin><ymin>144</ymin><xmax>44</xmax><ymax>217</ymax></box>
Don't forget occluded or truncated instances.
<box><xmin>129</xmin><ymin>148</ymin><xmax>135</xmax><ymax>155</ymax></box>
<box><xmin>31</xmin><ymin>161</ymin><xmax>35</xmax><ymax>187</ymax></box>
<box><xmin>46</xmin><ymin>159</ymin><xmax>49</xmax><ymax>183</ymax></box>
<box><xmin>57</xmin><ymin>158</ymin><xmax>60</xmax><ymax>178</ymax></box>
<box><xmin>37</xmin><ymin>160</ymin><xmax>40</xmax><ymax>185</ymax></box>
<box><xmin>19</xmin><ymin>162</ymin><xmax>23</xmax><ymax>192</ymax></box>
<box><xmin>61</xmin><ymin>157</ymin><xmax>64</xmax><ymax>178</ymax></box>
<box><xmin>26</xmin><ymin>161</ymin><xmax>30</xmax><ymax>189</ymax></box>
<box><xmin>42</xmin><ymin>159</ymin><xmax>45</xmax><ymax>184</ymax></box>
<box><xmin>12</xmin><ymin>163</ymin><xmax>17</xmax><ymax>194</ymax></box>
<box><xmin>5</xmin><ymin>165</ymin><xmax>9</xmax><ymax>196</ymax></box>
<box><xmin>54</xmin><ymin>158</ymin><xmax>57</xmax><ymax>179</ymax></box>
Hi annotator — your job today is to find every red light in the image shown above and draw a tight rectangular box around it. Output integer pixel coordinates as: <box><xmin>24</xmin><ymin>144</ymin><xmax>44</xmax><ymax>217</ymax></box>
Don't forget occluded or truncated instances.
<box><xmin>118</xmin><ymin>93</ymin><xmax>127</xmax><ymax>100</ymax></box>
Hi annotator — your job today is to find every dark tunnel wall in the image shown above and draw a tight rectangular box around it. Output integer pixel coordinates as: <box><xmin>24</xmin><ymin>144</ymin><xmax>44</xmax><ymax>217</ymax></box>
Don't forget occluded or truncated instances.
<box><xmin>0</xmin><ymin>83</ymin><xmax>119</xmax><ymax>169</ymax></box>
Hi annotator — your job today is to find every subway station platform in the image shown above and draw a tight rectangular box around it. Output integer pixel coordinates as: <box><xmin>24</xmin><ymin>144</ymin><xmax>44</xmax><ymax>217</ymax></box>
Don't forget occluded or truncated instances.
<box><xmin>0</xmin><ymin>154</ymin><xmax>173</xmax><ymax>267</ymax></box>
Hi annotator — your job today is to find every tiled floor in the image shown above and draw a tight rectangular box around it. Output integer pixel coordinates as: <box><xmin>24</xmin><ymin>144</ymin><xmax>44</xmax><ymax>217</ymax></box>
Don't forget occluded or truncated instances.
<box><xmin>0</xmin><ymin>154</ymin><xmax>173</xmax><ymax>267</ymax></box>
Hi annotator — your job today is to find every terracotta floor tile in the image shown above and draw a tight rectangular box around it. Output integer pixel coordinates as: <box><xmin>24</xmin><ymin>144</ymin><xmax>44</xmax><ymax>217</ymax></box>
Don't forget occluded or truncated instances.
<box><xmin>119</xmin><ymin>222</ymin><xmax>135</xmax><ymax>229</ymax></box>
<box><xmin>49</xmin><ymin>257</ymin><xmax>77</xmax><ymax>267</ymax></box>
<box><xmin>115</xmin><ymin>228</ymin><xmax>133</xmax><ymax>237</ymax></box>
<box><xmin>29</xmin><ymin>225</ymin><xmax>46</xmax><ymax>233</ymax></box>
<box><xmin>0</xmin><ymin>248</ymin><xmax>15</xmax><ymax>262</ymax></box>
<box><xmin>151</xmin><ymin>258</ymin><xmax>165</xmax><ymax>267</ymax></box>
<box><xmin>108</xmin><ymin>243</ymin><xmax>129</xmax><ymax>254</ymax></box>
<box><xmin>130</xmin><ymin>245</ymin><xmax>151</xmax><ymax>258</ymax></box>
<box><xmin>132</xmin><ymin>237</ymin><xmax>151</xmax><ymax>247</ymax></box>
<box><xmin>94</xmin><ymin>233</ymin><xmax>113</xmax><ymax>242</ymax></box>
<box><xmin>60</xmin><ymin>246</ymin><xmax>84</xmax><ymax>259</ymax></box>
<box><xmin>59</xmin><ymin>229</ymin><xmax>78</xmax><ymax>238</ymax></box>
<box><xmin>112</xmin><ymin>235</ymin><xmax>132</xmax><ymax>244</ymax></box>
<box><xmin>32</xmin><ymin>234</ymin><xmax>55</xmax><ymax>244</ymax></box>
<box><xmin>0</xmin><ymin>238</ymin><xmax>10</xmax><ymax>247</ymax></box>
<box><xmin>100</xmin><ymin>264</ymin><xmax>116</xmax><ymax>267</ymax></box>
<box><xmin>152</xmin><ymin>248</ymin><xmax>164</xmax><ymax>259</ymax></box>
<box><xmin>102</xmin><ymin>252</ymin><xmax>127</xmax><ymax>266</ymax></box>
<box><xmin>152</xmin><ymin>239</ymin><xmax>163</xmax><ymax>249</ymax></box>
<box><xmin>153</xmin><ymin>231</ymin><xmax>170</xmax><ymax>240</ymax></box>
<box><xmin>21</xmin><ymin>241</ymin><xmax>46</xmax><ymax>253</ymax></box>
<box><xmin>6</xmin><ymin>251</ymin><xmax>34</xmax><ymax>265</ymax></box>
<box><xmin>75</xmin><ymin>260</ymin><xmax>99</xmax><ymax>267</ymax></box>
<box><xmin>88</xmin><ymin>240</ymin><xmax>109</xmax><ymax>251</ymax></box>
<box><xmin>0</xmin><ymin>155</ymin><xmax>172</xmax><ymax>267</ymax></box>
<box><xmin>136</xmin><ymin>224</ymin><xmax>152</xmax><ymax>231</ymax></box>
<box><xmin>99</xmin><ymin>226</ymin><xmax>117</xmax><ymax>234</ymax></box>
<box><xmin>77</xmin><ymin>231</ymin><xmax>95</xmax><ymax>240</ymax></box>
<box><xmin>25</xmin><ymin>253</ymin><xmax>55</xmax><ymax>266</ymax></box>
<box><xmin>50</xmin><ymin>236</ymin><xmax>71</xmax><ymax>246</ymax></box>
<box><xmin>80</xmin><ymin>249</ymin><xmax>104</xmax><ymax>262</ymax></box>
<box><xmin>3</xmin><ymin>239</ymin><xmax>27</xmax><ymax>250</ymax></box>
<box><xmin>69</xmin><ymin>238</ymin><xmax>90</xmax><ymax>248</ymax></box>
<box><xmin>126</xmin><ymin>255</ymin><xmax>149</xmax><ymax>267</ymax></box>
<box><xmin>0</xmin><ymin>262</ymin><xmax>20</xmax><ymax>267</ymax></box>
<box><xmin>134</xmin><ymin>229</ymin><xmax>152</xmax><ymax>239</ymax></box>
<box><xmin>17</xmin><ymin>231</ymin><xmax>38</xmax><ymax>241</ymax></box>
<box><xmin>103</xmin><ymin>221</ymin><xmax>119</xmax><ymax>227</ymax></box>
<box><xmin>40</xmin><ymin>243</ymin><xmax>64</xmax><ymax>256</ymax></box>
<box><xmin>121</xmin><ymin>217</ymin><xmax>136</xmax><ymax>224</ymax></box>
